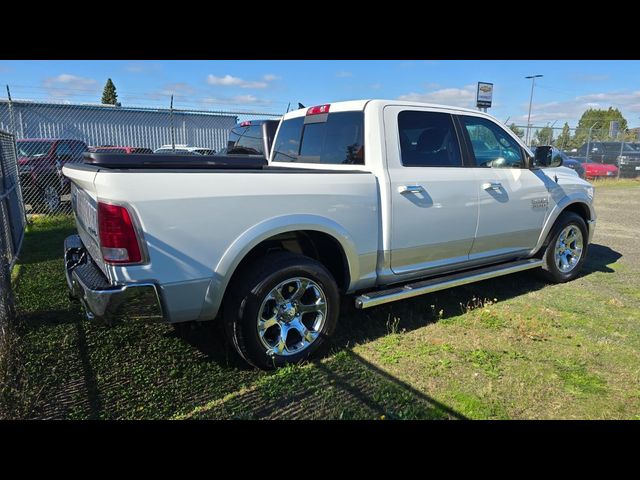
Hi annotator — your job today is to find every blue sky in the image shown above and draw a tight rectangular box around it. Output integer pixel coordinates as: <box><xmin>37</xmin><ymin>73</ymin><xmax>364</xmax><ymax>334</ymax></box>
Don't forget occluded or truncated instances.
<box><xmin>1</xmin><ymin>60</ymin><xmax>640</xmax><ymax>128</ymax></box>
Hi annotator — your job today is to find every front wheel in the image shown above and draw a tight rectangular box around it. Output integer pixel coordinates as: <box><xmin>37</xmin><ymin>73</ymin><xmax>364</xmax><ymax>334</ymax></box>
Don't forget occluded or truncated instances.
<box><xmin>537</xmin><ymin>211</ymin><xmax>588</xmax><ymax>283</ymax></box>
<box><xmin>224</xmin><ymin>252</ymin><xmax>340</xmax><ymax>370</ymax></box>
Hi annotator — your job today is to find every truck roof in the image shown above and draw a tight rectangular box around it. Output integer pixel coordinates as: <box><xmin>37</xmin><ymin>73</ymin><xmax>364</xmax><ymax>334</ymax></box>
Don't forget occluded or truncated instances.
<box><xmin>282</xmin><ymin>99</ymin><xmax>501</xmax><ymax>121</ymax></box>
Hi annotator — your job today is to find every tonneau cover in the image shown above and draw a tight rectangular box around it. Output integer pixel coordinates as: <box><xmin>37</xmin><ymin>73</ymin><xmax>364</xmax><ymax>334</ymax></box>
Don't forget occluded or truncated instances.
<box><xmin>82</xmin><ymin>152</ymin><xmax>268</xmax><ymax>169</ymax></box>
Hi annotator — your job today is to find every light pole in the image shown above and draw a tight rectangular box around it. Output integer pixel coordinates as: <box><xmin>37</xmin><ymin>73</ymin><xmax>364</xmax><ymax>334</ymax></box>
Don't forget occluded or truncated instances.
<box><xmin>525</xmin><ymin>74</ymin><xmax>543</xmax><ymax>145</ymax></box>
<box><xmin>585</xmin><ymin>122</ymin><xmax>600</xmax><ymax>163</ymax></box>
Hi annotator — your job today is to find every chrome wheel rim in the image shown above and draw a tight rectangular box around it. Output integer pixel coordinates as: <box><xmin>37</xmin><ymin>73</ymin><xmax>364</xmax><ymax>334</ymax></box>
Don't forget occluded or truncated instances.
<box><xmin>554</xmin><ymin>225</ymin><xmax>583</xmax><ymax>273</ymax></box>
<box><xmin>257</xmin><ymin>277</ymin><xmax>327</xmax><ymax>357</ymax></box>
<box><xmin>44</xmin><ymin>186</ymin><xmax>60</xmax><ymax>211</ymax></box>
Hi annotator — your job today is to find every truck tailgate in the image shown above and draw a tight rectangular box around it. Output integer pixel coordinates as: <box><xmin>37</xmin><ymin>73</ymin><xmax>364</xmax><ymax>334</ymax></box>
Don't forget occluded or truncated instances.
<box><xmin>64</xmin><ymin>165</ymin><xmax>109</xmax><ymax>278</ymax></box>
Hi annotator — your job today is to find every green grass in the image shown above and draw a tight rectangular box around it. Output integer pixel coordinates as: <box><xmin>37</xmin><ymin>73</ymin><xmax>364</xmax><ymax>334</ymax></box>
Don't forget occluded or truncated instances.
<box><xmin>4</xmin><ymin>184</ymin><xmax>640</xmax><ymax>419</ymax></box>
<box><xmin>590</xmin><ymin>177</ymin><xmax>640</xmax><ymax>189</ymax></box>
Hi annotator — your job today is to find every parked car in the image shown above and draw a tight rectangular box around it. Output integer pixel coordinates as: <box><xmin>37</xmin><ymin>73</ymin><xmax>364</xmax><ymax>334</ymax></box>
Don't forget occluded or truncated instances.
<box><xmin>154</xmin><ymin>145</ymin><xmax>216</xmax><ymax>155</ymax></box>
<box><xmin>17</xmin><ymin>138</ymin><xmax>88</xmax><ymax>212</ymax></box>
<box><xmin>220</xmin><ymin>119</ymin><xmax>280</xmax><ymax>158</ymax></box>
<box><xmin>63</xmin><ymin>100</ymin><xmax>595</xmax><ymax>369</ymax></box>
<box><xmin>90</xmin><ymin>146</ymin><xmax>154</xmax><ymax>154</ymax></box>
<box><xmin>536</xmin><ymin>146</ymin><xmax>585</xmax><ymax>179</ymax></box>
<box><xmin>573</xmin><ymin>141</ymin><xmax>640</xmax><ymax>177</ymax></box>
<box><xmin>582</xmin><ymin>158</ymin><xmax>618</xmax><ymax>179</ymax></box>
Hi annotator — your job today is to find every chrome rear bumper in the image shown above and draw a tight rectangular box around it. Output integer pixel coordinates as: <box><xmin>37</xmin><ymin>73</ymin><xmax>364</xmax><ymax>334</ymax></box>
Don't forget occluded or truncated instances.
<box><xmin>64</xmin><ymin>235</ymin><xmax>164</xmax><ymax>324</ymax></box>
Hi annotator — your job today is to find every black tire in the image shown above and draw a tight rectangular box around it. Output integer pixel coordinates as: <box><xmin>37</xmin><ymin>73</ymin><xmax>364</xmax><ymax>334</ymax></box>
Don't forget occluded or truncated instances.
<box><xmin>223</xmin><ymin>251</ymin><xmax>340</xmax><ymax>370</ymax></box>
<box><xmin>536</xmin><ymin>211</ymin><xmax>588</xmax><ymax>283</ymax></box>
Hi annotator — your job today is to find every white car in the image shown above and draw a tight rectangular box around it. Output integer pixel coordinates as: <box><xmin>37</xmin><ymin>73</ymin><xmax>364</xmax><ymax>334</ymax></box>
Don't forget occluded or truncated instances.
<box><xmin>153</xmin><ymin>144</ymin><xmax>215</xmax><ymax>155</ymax></box>
<box><xmin>63</xmin><ymin>99</ymin><xmax>596</xmax><ymax>369</ymax></box>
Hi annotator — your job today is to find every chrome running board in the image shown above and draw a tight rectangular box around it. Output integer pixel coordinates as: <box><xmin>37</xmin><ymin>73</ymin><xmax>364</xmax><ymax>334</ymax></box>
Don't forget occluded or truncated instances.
<box><xmin>355</xmin><ymin>258</ymin><xmax>543</xmax><ymax>309</ymax></box>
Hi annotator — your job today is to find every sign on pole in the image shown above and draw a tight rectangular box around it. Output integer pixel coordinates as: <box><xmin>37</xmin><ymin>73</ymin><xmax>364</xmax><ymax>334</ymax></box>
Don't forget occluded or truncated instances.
<box><xmin>476</xmin><ymin>82</ymin><xmax>493</xmax><ymax>109</ymax></box>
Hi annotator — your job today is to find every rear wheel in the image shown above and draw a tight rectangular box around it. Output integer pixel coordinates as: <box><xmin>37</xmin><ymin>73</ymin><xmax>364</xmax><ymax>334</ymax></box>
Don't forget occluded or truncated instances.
<box><xmin>536</xmin><ymin>211</ymin><xmax>588</xmax><ymax>283</ymax></box>
<box><xmin>224</xmin><ymin>252</ymin><xmax>340</xmax><ymax>370</ymax></box>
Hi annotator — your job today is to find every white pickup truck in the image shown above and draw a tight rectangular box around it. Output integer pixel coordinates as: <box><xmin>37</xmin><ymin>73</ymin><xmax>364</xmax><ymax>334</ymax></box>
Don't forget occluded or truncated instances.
<box><xmin>63</xmin><ymin>99</ymin><xmax>596</xmax><ymax>369</ymax></box>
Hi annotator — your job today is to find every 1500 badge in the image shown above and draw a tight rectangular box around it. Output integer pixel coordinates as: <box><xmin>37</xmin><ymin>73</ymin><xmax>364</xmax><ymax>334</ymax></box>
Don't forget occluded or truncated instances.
<box><xmin>531</xmin><ymin>198</ymin><xmax>549</xmax><ymax>209</ymax></box>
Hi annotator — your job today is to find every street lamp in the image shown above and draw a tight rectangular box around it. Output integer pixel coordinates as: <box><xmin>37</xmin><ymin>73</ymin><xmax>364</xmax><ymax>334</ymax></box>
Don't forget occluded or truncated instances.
<box><xmin>525</xmin><ymin>74</ymin><xmax>543</xmax><ymax>145</ymax></box>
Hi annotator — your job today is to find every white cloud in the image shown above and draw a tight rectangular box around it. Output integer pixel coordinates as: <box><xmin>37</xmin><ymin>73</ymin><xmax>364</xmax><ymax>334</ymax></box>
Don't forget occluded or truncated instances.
<box><xmin>161</xmin><ymin>82</ymin><xmax>196</xmax><ymax>95</ymax></box>
<box><xmin>125</xmin><ymin>62</ymin><xmax>161</xmax><ymax>74</ymax></box>
<box><xmin>512</xmin><ymin>90</ymin><xmax>640</xmax><ymax>125</ymax></box>
<box><xmin>336</xmin><ymin>71</ymin><xmax>353</xmax><ymax>78</ymax></box>
<box><xmin>203</xmin><ymin>95</ymin><xmax>270</xmax><ymax>106</ymax></box>
<box><xmin>42</xmin><ymin>74</ymin><xmax>98</xmax><ymax>97</ymax></box>
<box><xmin>398</xmin><ymin>84</ymin><xmax>476</xmax><ymax>108</ymax></box>
<box><xmin>207</xmin><ymin>74</ymin><xmax>279</xmax><ymax>89</ymax></box>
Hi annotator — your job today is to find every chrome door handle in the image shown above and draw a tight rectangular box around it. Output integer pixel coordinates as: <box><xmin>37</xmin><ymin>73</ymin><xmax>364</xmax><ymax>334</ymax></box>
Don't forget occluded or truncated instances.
<box><xmin>398</xmin><ymin>185</ymin><xmax>423</xmax><ymax>194</ymax></box>
<box><xmin>482</xmin><ymin>182</ymin><xmax>502</xmax><ymax>191</ymax></box>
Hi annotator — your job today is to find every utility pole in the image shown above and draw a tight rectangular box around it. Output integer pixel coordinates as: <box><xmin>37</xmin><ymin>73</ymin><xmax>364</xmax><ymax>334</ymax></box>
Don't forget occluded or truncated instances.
<box><xmin>525</xmin><ymin>74</ymin><xmax>543</xmax><ymax>145</ymax></box>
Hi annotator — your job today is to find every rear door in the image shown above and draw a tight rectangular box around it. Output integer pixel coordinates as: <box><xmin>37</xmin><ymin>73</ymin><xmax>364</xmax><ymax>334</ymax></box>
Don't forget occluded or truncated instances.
<box><xmin>457</xmin><ymin>114</ymin><xmax>549</xmax><ymax>261</ymax></box>
<box><xmin>384</xmin><ymin>106</ymin><xmax>479</xmax><ymax>275</ymax></box>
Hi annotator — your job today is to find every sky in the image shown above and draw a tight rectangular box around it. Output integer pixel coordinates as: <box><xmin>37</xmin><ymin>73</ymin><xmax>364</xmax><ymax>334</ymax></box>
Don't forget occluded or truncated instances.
<box><xmin>1</xmin><ymin>60</ymin><xmax>640</xmax><ymax>128</ymax></box>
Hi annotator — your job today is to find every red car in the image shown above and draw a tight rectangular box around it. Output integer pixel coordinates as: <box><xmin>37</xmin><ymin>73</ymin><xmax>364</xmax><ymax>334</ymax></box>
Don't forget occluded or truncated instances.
<box><xmin>17</xmin><ymin>138</ymin><xmax>88</xmax><ymax>212</ymax></box>
<box><xmin>89</xmin><ymin>146</ymin><xmax>154</xmax><ymax>154</ymax></box>
<box><xmin>582</xmin><ymin>158</ymin><xmax>618</xmax><ymax>179</ymax></box>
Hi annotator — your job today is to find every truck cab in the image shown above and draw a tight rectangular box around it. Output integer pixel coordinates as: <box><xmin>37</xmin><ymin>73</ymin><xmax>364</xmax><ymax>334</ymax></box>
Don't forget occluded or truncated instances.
<box><xmin>63</xmin><ymin>99</ymin><xmax>595</xmax><ymax>369</ymax></box>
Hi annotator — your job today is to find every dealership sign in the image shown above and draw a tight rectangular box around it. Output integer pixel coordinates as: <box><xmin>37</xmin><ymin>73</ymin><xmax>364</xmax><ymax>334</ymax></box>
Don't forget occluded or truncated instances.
<box><xmin>476</xmin><ymin>82</ymin><xmax>493</xmax><ymax>108</ymax></box>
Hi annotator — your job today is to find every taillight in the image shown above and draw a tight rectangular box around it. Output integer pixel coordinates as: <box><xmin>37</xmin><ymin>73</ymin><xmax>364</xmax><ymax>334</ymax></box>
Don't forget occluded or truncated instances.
<box><xmin>306</xmin><ymin>104</ymin><xmax>330</xmax><ymax>115</ymax></box>
<box><xmin>240</xmin><ymin>121</ymin><xmax>251</xmax><ymax>127</ymax></box>
<box><xmin>98</xmin><ymin>202</ymin><xmax>142</xmax><ymax>264</ymax></box>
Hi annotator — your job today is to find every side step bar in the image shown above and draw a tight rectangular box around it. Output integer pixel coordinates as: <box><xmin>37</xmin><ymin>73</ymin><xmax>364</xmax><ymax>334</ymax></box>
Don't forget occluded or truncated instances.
<box><xmin>355</xmin><ymin>258</ymin><xmax>543</xmax><ymax>309</ymax></box>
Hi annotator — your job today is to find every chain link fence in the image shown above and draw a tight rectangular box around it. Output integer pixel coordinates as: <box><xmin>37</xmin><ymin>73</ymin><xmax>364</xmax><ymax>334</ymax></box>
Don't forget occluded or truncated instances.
<box><xmin>0</xmin><ymin>97</ymin><xmax>283</xmax><ymax>214</ymax></box>
<box><xmin>511</xmin><ymin>124</ymin><xmax>640</xmax><ymax>153</ymax></box>
<box><xmin>1</xmin><ymin>129</ymin><xmax>25</xmax><ymax>338</ymax></box>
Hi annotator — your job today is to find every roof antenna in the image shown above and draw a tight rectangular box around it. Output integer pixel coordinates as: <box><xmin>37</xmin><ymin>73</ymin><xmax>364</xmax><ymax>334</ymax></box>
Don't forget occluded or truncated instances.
<box><xmin>286</xmin><ymin>102</ymin><xmax>290</xmax><ymax>113</ymax></box>
<box><xmin>298</xmin><ymin>102</ymin><xmax>305</xmax><ymax>109</ymax></box>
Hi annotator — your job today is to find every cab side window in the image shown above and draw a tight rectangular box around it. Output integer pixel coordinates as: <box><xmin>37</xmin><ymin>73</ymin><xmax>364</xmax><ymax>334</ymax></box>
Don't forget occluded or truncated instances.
<box><xmin>397</xmin><ymin>111</ymin><xmax>462</xmax><ymax>167</ymax></box>
<box><xmin>461</xmin><ymin>116</ymin><xmax>524</xmax><ymax>168</ymax></box>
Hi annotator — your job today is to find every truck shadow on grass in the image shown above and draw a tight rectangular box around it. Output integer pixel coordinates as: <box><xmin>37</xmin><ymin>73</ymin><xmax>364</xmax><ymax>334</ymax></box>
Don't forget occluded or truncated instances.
<box><xmin>329</xmin><ymin>243</ymin><xmax>622</xmax><ymax>357</ymax></box>
<box><xmin>169</xmin><ymin>243</ymin><xmax>621</xmax><ymax>419</ymax></box>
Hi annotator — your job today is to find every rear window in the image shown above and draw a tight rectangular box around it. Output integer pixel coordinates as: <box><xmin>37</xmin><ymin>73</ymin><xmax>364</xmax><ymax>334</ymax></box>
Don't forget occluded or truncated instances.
<box><xmin>94</xmin><ymin>148</ymin><xmax>126</xmax><ymax>153</ymax></box>
<box><xmin>227</xmin><ymin>125</ymin><xmax>264</xmax><ymax>155</ymax></box>
<box><xmin>272</xmin><ymin>111</ymin><xmax>364</xmax><ymax>165</ymax></box>
<box><xmin>16</xmin><ymin>141</ymin><xmax>54</xmax><ymax>158</ymax></box>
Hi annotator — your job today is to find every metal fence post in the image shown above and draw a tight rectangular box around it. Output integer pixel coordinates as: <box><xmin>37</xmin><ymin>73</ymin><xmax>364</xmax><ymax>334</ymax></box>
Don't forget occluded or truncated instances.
<box><xmin>0</xmin><ymin>224</ymin><xmax>17</xmax><ymax>339</ymax></box>
<box><xmin>6</xmin><ymin>85</ymin><xmax>15</xmax><ymax>136</ymax></box>
<box><xmin>169</xmin><ymin>95</ymin><xmax>175</xmax><ymax>152</ymax></box>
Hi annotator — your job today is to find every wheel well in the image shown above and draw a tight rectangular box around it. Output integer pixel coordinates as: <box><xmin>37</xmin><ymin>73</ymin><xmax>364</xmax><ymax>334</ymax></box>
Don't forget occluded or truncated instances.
<box><xmin>227</xmin><ymin>230</ymin><xmax>350</xmax><ymax>294</ymax></box>
<box><xmin>538</xmin><ymin>202</ymin><xmax>591</xmax><ymax>254</ymax></box>
<box><xmin>563</xmin><ymin>202</ymin><xmax>591</xmax><ymax>224</ymax></box>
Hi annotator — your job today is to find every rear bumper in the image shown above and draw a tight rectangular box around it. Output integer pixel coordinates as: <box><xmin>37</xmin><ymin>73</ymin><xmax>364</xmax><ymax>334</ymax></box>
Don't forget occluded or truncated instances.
<box><xmin>64</xmin><ymin>235</ymin><xmax>164</xmax><ymax>324</ymax></box>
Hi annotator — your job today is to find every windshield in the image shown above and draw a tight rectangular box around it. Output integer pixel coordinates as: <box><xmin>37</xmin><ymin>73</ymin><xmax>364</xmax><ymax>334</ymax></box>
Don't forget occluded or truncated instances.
<box><xmin>17</xmin><ymin>141</ymin><xmax>54</xmax><ymax>158</ymax></box>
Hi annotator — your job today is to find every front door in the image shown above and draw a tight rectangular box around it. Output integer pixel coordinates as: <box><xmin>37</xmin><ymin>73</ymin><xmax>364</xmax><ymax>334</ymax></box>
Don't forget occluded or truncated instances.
<box><xmin>457</xmin><ymin>114</ymin><xmax>549</xmax><ymax>261</ymax></box>
<box><xmin>384</xmin><ymin>107</ymin><xmax>479</xmax><ymax>276</ymax></box>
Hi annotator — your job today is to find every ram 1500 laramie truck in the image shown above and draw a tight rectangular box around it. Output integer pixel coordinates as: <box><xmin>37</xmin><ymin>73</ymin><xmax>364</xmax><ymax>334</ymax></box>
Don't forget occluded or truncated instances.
<box><xmin>63</xmin><ymin>100</ymin><xmax>596</xmax><ymax>369</ymax></box>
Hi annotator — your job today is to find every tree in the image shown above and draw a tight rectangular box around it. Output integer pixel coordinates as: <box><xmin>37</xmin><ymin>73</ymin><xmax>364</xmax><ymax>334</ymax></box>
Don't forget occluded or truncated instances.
<box><xmin>574</xmin><ymin>107</ymin><xmax>628</xmax><ymax>146</ymax></box>
<box><xmin>101</xmin><ymin>78</ymin><xmax>121</xmax><ymax>106</ymax></box>
<box><xmin>534</xmin><ymin>126</ymin><xmax>554</xmax><ymax>146</ymax></box>
<box><xmin>556</xmin><ymin>122</ymin><xmax>572</xmax><ymax>150</ymax></box>
<box><xmin>509</xmin><ymin>123</ymin><xmax>525</xmax><ymax>139</ymax></box>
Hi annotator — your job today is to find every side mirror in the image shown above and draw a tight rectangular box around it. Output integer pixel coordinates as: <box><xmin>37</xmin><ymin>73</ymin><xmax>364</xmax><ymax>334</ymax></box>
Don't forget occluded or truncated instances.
<box><xmin>533</xmin><ymin>146</ymin><xmax>562</xmax><ymax>168</ymax></box>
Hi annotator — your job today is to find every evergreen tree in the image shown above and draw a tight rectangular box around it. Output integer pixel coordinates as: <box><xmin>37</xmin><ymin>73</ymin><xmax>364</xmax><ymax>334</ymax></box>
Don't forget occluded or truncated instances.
<box><xmin>101</xmin><ymin>78</ymin><xmax>120</xmax><ymax>106</ymax></box>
